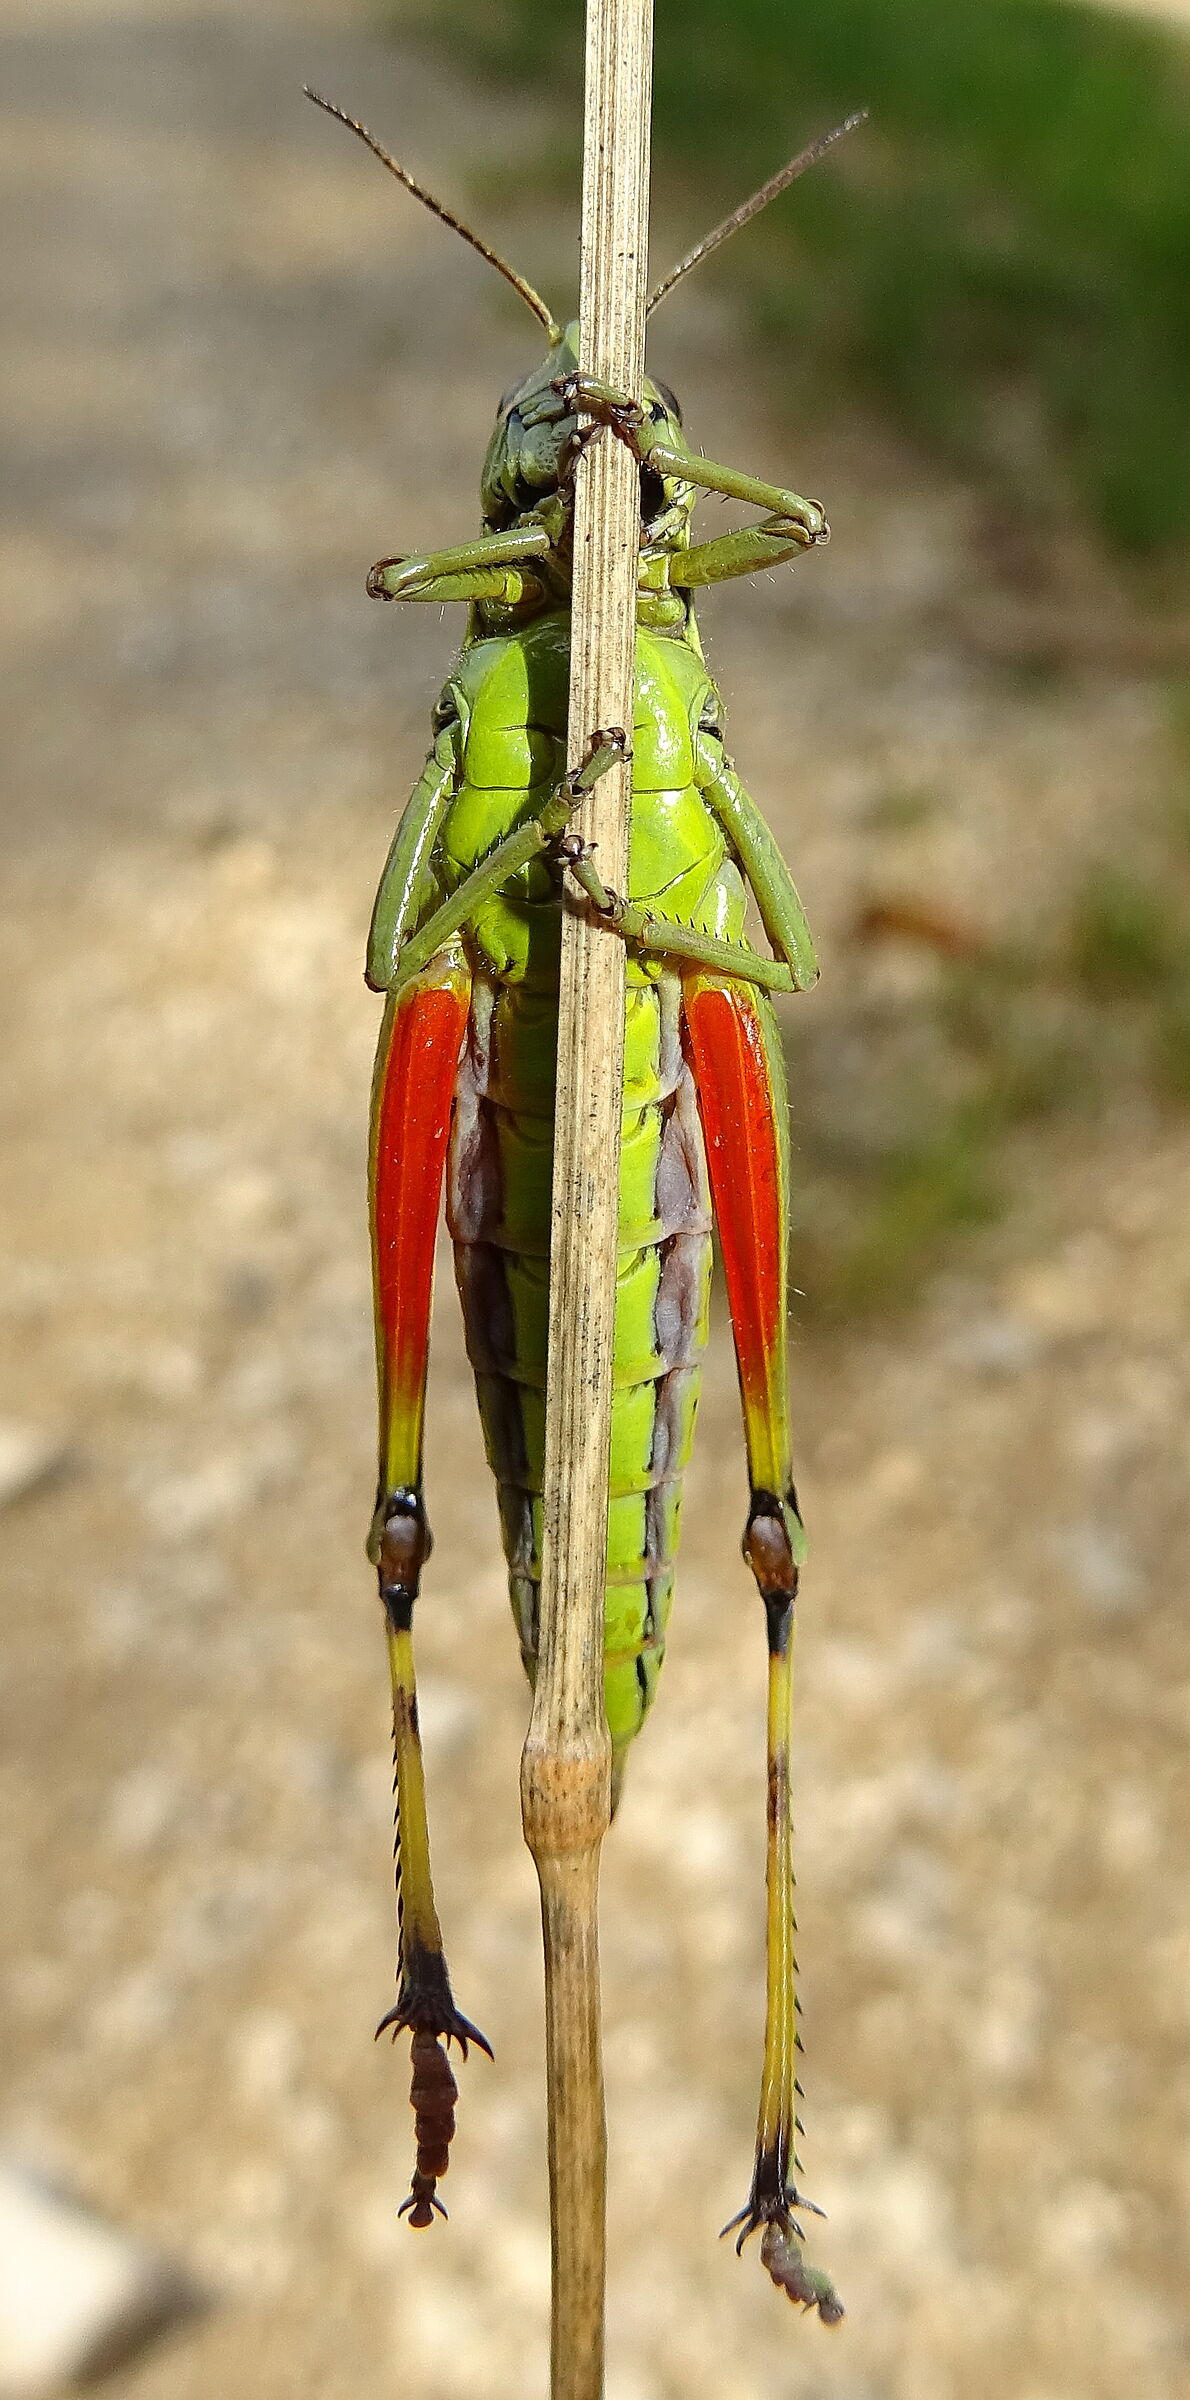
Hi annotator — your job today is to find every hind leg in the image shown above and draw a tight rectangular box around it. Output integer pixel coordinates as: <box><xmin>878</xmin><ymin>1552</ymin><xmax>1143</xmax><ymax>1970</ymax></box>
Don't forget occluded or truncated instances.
<box><xmin>683</xmin><ymin>974</ymin><xmax>841</xmax><ymax>2323</ymax></box>
<box><xmin>369</xmin><ymin>956</ymin><xmax>491</xmax><ymax>2224</ymax></box>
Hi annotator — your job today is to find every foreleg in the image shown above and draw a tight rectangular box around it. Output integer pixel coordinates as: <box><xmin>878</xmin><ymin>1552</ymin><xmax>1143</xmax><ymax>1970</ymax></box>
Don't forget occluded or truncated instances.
<box><xmin>669</xmin><ymin>528</ymin><xmax>819</xmax><ymax>585</ymax></box>
<box><xmin>554</xmin><ymin>371</ymin><xmax>828</xmax><ymax>553</ymax></box>
<box><xmin>682</xmin><ymin>975</ymin><xmax>842</xmax><ymax>2325</ymax></box>
<box><xmin>367</xmin><ymin>516</ymin><xmax>556</xmax><ymax>605</ymax></box>
<box><xmin>369</xmin><ymin>958</ymin><xmax>490</xmax><ymax>2225</ymax></box>
<box><xmin>652</xmin><ymin>437</ymin><xmax>826</xmax><ymax>548</ymax></box>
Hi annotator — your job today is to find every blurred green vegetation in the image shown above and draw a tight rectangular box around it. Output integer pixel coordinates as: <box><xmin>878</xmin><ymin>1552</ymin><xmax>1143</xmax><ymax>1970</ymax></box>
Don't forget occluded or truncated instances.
<box><xmin>792</xmin><ymin>723</ymin><xmax>1190</xmax><ymax>1311</ymax></box>
<box><xmin>390</xmin><ymin>0</ymin><xmax>1190</xmax><ymax>576</ymax></box>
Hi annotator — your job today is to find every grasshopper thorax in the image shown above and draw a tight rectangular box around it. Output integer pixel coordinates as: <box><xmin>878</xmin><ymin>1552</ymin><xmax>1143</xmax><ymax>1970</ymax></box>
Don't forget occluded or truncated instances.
<box><xmin>480</xmin><ymin>321</ymin><xmax>694</xmax><ymax>557</ymax></box>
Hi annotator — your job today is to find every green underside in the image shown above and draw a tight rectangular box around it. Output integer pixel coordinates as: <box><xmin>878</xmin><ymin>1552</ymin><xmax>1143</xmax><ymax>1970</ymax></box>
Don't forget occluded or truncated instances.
<box><xmin>451</xmin><ymin>973</ymin><xmax>713</xmax><ymax>1770</ymax></box>
<box><xmin>439</xmin><ymin>614</ymin><xmax>740</xmax><ymax>1771</ymax></box>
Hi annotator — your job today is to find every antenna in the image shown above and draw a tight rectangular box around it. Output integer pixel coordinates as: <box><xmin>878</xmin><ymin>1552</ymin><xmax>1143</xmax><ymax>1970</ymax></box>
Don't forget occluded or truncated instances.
<box><xmin>304</xmin><ymin>88</ymin><xmax>562</xmax><ymax>344</ymax></box>
<box><xmin>646</xmin><ymin>110</ymin><xmax>867</xmax><ymax>319</ymax></box>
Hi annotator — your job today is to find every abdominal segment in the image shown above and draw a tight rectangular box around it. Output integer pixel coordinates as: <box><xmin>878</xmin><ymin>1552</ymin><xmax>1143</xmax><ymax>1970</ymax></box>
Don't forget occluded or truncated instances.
<box><xmin>447</xmin><ymin>970</ymin><xmax>712</xmax><ymax>1789</ymax></box>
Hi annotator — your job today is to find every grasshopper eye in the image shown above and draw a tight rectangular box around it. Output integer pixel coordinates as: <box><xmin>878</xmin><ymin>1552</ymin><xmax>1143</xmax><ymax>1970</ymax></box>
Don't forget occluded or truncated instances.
<box><xmin>651</xmin><ymin>379</ymin><xmax>682</xmax><ymax>426</ymax></box>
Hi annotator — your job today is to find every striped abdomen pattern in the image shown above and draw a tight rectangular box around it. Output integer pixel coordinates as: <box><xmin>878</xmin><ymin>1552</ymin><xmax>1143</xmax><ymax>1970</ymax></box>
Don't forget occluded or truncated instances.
<box><xmin>447</xmin><ymin>966</ymin><xmax>712</xmax><ymax>1781</ymax></box>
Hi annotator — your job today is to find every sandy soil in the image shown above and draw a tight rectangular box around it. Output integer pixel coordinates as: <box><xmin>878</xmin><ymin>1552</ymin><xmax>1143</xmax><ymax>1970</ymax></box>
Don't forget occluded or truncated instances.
<box><xmin>2</xmin><ymin>4</ymin><xmax>1189</xmax><ymax>2397</ymax></box>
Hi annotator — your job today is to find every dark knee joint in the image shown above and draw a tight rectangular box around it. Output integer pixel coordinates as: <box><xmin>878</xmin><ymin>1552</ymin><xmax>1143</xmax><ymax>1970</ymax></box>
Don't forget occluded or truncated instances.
<box><xmin>372</xmin><ymin>1487</ymin><xmax>432</xmax><ymax>1630</ymax></box>
<box><xmin>743</xmin><ymin>1487</ymin><xmax>802</xmax><ymax>1640</ymax></box>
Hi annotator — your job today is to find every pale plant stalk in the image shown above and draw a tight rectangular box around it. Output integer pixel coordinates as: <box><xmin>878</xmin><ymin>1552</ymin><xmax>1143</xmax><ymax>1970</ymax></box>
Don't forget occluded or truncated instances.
<box><xmin>518</xmin><ymin>4</ymin><xmax>654</xmax><ymax>2397</ymax></box>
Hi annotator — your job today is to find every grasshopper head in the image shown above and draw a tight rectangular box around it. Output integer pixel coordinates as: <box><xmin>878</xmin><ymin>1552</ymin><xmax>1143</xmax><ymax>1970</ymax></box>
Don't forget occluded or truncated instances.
<box><xmin>481</xmin><ymin>321</ymin><xmax>694</xmax><ymax>550</ymax></box>
<box><xmin>306</xmin><ymin>93</ymin><xmax>859</xmax><ymax>555</ymax></box>
<box><xmin>480</xmin><ymin>324</ymin><xmax>580</xmax><ymax>529</ymax></box>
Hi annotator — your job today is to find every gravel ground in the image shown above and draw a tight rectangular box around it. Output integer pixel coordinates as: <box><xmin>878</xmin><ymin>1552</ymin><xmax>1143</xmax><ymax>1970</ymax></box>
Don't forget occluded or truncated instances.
<box><xmin>2</xmin><ymin>4</ymin><xmax>1189</xmax><ymax>2397</ymax></box>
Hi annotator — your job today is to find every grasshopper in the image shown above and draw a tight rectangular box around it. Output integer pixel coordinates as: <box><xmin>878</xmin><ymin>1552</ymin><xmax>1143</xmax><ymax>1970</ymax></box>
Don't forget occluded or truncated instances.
<box><xmin>307</xmin><ymin>88</ymin><xmax>862</xmax><ymax>2324</ymax></box>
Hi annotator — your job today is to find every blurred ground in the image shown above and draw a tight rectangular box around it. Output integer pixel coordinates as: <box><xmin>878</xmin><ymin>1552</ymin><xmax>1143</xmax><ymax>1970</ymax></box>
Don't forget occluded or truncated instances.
<box><xmin>1114</xmin><ymin>0</ymin><xmax>1190</xmax><ymax>20</ymax></box>
<box><xmin>2</xmin><ymin>3</ymin><xmax>1190</xmax><ymax>2398</ymax></box>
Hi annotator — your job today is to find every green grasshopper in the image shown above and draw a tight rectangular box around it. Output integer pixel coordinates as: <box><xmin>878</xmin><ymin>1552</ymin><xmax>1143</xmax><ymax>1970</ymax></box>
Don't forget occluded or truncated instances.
<box><xmin>307</xmin><ymin>88</ymin><xmax>863</xmax><ymax>2325</ymax></box>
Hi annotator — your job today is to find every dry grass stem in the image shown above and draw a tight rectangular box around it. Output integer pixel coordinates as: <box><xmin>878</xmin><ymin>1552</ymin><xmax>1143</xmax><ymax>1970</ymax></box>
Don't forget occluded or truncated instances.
<box><xmin>519</xmin><ymin>4</ymin><xmax>654</xmax><ymax>2397</ymax></box>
